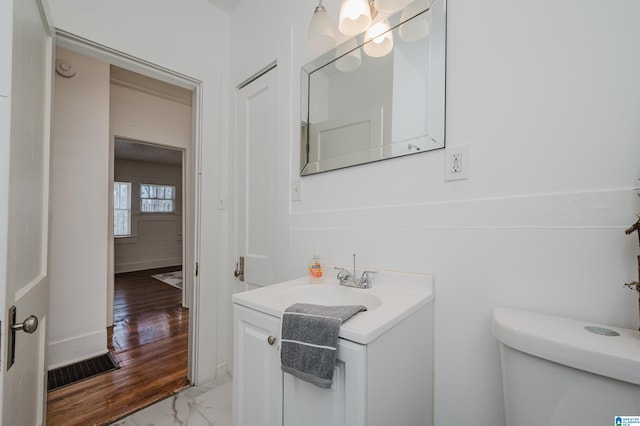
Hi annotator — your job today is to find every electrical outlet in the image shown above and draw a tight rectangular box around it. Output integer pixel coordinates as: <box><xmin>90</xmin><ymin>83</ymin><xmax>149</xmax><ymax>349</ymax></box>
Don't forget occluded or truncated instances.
<box><xmin>444</xmin><ymin>145</ymin><xmax>470</xmax><ymax>181</ymax></box>
<box><xmin>451</xmin><ymin>152</ymin><xmax>462</xmax><ymax>173</ymax></box>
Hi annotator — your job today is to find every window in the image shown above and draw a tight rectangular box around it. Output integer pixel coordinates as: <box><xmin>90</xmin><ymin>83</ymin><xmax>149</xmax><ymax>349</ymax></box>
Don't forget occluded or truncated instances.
<box><xmin>114</xmin><ymin>181</ymin><xmax>131</xmax><ymax>237</ymax></box>
<box><xmin>140</xmin><ymin>183</ymin><xmax>175</xmax><ymax>213</ymax></box>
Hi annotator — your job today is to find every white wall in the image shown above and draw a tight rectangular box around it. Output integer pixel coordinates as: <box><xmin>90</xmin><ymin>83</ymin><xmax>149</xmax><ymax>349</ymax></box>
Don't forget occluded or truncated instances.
<box><xmin>49</xmin><ymin>47</ymin><xmax>110</xmax><ymax>368</ymax></box>
<box><xmin>114</xmin><ymin>159</ymin><xmax>183</xmax><ymax>273</ymax></box>
<box><xmin>47</xmin><ymin>0</ymin><xmax>230</xmax><ymax>382</ymax></box>
<box><xmin>229</xmin><ymin>0</ymin><xmax>640</xmax><ymax>424</ymax></box>
<box><xmin>110</xmin><ymin>83</ymin><xmax>192</xmax><ymax>148</ymax></box>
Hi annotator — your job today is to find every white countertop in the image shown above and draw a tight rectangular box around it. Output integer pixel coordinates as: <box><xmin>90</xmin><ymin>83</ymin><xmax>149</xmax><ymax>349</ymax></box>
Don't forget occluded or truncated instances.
<box><xmin>232</xmin><ymin>270</ymin><xmax>434</xmax><ymax>344</ymax></box>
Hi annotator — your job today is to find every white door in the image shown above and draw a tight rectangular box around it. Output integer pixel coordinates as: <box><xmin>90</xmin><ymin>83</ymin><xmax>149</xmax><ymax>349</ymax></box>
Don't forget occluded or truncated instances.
<box><xmin>0</xmin><ymin>0</ymin><xmax>53</xmax><ymax>424</ymax></box>
<box><xmin>236</xmin><ymin>66</ymin><xmax>278</xmax><ymax>287</ymax></box>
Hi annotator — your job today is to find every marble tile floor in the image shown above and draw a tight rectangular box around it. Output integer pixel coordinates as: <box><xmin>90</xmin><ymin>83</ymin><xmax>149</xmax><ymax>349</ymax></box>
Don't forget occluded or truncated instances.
<box><xmin>110</xmin><ymin>375</ymin><xmax>232</xmax><ymax>426</ymax></box>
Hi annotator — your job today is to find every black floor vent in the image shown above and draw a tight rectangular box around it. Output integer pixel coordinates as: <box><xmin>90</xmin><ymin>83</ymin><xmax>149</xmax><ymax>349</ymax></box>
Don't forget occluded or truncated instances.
<box><xmin>47</xmin><ymin>352</ymin><xmax>120</xmax><ymax>392</ymax></box>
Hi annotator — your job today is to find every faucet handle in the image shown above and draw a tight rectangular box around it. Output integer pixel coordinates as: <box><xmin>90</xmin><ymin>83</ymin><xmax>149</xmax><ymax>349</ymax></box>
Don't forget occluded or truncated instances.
<box><xmin>334</xmin><ymin>267</ymin><xmax>352</xmax><ymax>281</ymax></box>
<box><xmin>360</xmin><ymin>270</ymin><xmax>378</xmax><ymax>284</ymax></box>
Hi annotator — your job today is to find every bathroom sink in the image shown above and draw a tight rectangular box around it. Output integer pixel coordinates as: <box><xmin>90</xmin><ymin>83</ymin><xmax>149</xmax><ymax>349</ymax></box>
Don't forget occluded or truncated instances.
<box><xmin>232</xmin><ymin>270</ymin><xmax>434</xmax><ymax>344</ymax></box>
<box><xmin>275</xmin><ymin>284</ymin><xmax>382</xmax><ymax>310</ymax></box>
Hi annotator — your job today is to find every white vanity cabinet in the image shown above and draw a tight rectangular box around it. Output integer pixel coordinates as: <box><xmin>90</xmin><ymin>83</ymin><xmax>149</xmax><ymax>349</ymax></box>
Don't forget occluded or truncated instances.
<box><xmin>232</xmin><ymin>303</ymin><xmax>369</xmax><ymax>426</ymax></box>
<box><xmin>232</xmin><ymin>305</ymin><xmax>282</xmax><ymax>426</ymax></box>
<box><xmin>232</xmin><ymin>273</ymin><xmax>434</xmax><ymax>426</ymax></box>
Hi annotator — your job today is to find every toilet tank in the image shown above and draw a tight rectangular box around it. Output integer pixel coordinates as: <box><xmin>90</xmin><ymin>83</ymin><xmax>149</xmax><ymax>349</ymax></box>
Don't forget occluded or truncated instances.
<box><xmin>492</xmin><ymin>308</ymin><xmax>640</xmax><ymax>426</ymax></box>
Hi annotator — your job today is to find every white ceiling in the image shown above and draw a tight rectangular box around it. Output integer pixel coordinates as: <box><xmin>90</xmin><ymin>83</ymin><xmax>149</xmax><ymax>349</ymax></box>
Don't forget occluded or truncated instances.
<box><xmin>114</xmin><ymin>138</ymin><xmax>183</xmax><ymax>166</ymax></box>
<box><xmin>206</xmin><ymin>0</ymin><xmax>240</xmax><ymax>13</ymax></box>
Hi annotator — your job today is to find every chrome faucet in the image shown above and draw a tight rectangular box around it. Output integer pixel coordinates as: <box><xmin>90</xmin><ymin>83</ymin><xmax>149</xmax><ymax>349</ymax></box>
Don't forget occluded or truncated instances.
<box><xmin>335</xmin><ymin>254</ymin><xmax>377</xmax><ymax>289</ymax></box>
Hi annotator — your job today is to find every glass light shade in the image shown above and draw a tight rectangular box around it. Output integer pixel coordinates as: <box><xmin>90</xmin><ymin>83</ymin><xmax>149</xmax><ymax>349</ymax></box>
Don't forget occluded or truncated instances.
<box><xmin>335</xmin><ymin>38</ymin><xmax>362</xmax><ymax>72</ymax></box>
<box><xmin>399</xmin><ymin>0</ymin><xmax>430</xmax><ymax>41</ymax></box>
<box><xmin>307</xmin><ymin>5</ymin><xmax>336</xmax><ymax>54</ymax></box>
<box><xmin>363</xmin><ymin>20</ymin><xmax>394</xmax><ymax>57</ymax></box>
<box><xmin>338</xmin><ymin>0</ymin><xmax>372</xmax><ymax>36</ymax></box>
<box><xmin>373</xmin><ymin>0</ymin><xmax>412</xmax><ymax>14</ymax></box>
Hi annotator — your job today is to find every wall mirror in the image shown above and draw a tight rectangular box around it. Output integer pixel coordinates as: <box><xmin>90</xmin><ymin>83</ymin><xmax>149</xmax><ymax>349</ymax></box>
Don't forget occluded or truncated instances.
<box><xmin>300</xmin><ymin>0</ymin><xmax>446</xmax><ymax>176</ymax></box>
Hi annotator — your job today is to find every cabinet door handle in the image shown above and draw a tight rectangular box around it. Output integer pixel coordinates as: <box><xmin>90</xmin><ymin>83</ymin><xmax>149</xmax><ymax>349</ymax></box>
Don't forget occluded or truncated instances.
<box><xmin>267</xmin><ymin>335</ymin><xmax>276</xmax><ymax>345</ymax></box>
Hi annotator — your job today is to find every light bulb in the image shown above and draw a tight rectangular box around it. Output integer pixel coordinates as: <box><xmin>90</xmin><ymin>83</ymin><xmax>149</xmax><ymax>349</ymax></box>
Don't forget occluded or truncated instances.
<box><xmin>368</xmin><ymin>21</ymin><xmax>390</xmax><ymax>43</ymax></box>
<box><xmin>339</xmin><ymin>0</ymin><xmax>372</xmax><ymax>36</ymax></box>
<box><xmin>364</xmin><ymin>19</ymin><xmax>393</xmax><ymax>57</ymax></box>
<box><xmin>345</xmin><ymin>2</ymin><xmax>362</xmax><ymax>19</ymax></box>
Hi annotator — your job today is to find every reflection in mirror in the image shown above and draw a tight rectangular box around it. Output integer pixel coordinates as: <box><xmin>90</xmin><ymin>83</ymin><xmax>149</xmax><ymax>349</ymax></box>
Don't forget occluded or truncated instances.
<box><xmin>300</xmin><ymin>0</ymin><xmax>446</xmax><ymax>176</ymax></box>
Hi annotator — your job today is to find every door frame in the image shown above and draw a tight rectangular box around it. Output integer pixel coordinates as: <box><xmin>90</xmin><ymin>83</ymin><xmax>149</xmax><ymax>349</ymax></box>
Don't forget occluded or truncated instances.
<box><xmin>109</xmin><ymin>139</ymin><xmax>189</xmax><ymax>310</ymax></box>
<box><xmin>54</xmin><ymin>30</ymin><xmax>204</xmax><ymax>382</ymax></box>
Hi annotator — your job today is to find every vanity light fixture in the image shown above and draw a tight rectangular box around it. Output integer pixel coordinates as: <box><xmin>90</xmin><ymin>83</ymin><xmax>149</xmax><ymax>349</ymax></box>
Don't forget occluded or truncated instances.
<box><xmin>338</xmin><ymin>0</ymin><xmax>372</xmax><ymax>36</ymax></box>
<box><xmin>363</xmin><ymin>19</ymin><xmax>394</xmax><ymax>57</ymax></box>
<box><xmin>307</xmin><ymin>0</ymin><xmax>337</xmax><ymax>55</ymax></box>
<box><xmin>308</xmin><ymin>0</ymin><xmax>434</xmax><ymax>59</ymax></box>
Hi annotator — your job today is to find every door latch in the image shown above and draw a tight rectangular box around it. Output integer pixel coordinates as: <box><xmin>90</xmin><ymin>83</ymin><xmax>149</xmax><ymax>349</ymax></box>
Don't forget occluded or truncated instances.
<box><xmin>234</xmin><ymin>256</ymin><xmax>245</xmax><ymax>281</ymax></box>
<box><xmin>7</xmin><ymin>306</ymin><xmax>39</xmax><ymax>370</ymax></box>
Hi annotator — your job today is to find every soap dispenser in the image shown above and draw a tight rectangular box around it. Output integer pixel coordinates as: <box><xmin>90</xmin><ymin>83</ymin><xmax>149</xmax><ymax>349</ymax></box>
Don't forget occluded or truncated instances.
<box><xmin>308</xmin><ymin>249</ymin><xmax>324</xmax><ymax>283</ymax></box>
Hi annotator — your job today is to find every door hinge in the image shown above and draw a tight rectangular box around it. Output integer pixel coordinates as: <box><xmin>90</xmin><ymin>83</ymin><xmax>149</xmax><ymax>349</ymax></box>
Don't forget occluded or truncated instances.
<box><xmin>195</xmin><ymin>262</ymin><xmax>199</xmax><ymax>277</ymax></box>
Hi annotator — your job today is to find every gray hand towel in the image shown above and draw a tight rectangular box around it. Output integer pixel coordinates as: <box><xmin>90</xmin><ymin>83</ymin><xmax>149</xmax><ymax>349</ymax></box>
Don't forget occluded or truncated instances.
<box><xmin>280</xmin><ymin>303</ymin><xmax>367</xmax><ymax>389</ymax></box>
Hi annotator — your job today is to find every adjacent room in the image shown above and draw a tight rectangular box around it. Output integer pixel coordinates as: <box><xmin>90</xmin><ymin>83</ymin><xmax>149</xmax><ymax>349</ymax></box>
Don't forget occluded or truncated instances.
<box><xmin>45</xmin><ymin>50</ymin><xmax>194</xmax><ymax>424</ymax></box>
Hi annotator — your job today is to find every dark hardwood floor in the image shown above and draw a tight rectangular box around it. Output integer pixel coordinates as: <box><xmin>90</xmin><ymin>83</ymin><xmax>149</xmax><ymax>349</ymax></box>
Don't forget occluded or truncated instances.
<box><xmin>47</xmin><ymin>267</ymin><xmax>189</xmax><ymax>426</ymax></box>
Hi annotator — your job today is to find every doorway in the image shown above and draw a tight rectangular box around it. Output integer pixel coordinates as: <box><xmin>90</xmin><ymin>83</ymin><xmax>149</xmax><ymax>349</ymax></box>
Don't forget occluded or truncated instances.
<box><xmin>46</xmin><ymin>38</ymin><xmax>202</xmax><ymax>424</ymax></box>
<box><xmin>112</xmin><ymin>138</ymin><xmax>187</xmax><ymax>310</ymax></box>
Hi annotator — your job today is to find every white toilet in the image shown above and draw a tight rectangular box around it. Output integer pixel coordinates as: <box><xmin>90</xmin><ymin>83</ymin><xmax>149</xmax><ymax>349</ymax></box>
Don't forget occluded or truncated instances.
<box><xmin>492</xmin><ymin>308</ymin><xmax>640</xmax><ymax>426</ymax></box>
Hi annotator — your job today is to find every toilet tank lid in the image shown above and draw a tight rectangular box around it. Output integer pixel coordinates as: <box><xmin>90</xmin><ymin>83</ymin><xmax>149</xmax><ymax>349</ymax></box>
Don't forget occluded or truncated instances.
<box><xmin>491</xmin><ymin>308</ymin><xmax>640</xmax><ymax>386</ymax></box>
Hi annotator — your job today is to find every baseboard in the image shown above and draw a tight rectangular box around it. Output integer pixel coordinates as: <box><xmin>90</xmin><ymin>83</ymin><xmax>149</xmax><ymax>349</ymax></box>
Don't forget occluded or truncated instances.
<box><xmin>114</xmin><ymin>257</ymin><xmax>182</xmax><ymax>274</ymax></box>
<box><xmin>47</xmin><ymin>329</ymin><xmax>108</xmax><ymax>370</ymax></box>
<box><xmin>216</xmin><ymin>362</ymin><xmax>229</xmax><ymax>379</ymax></box>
